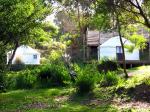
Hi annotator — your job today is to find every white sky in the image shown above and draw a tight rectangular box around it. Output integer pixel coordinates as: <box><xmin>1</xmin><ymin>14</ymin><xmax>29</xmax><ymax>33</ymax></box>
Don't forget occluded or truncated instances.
<box><xmin>44</xmin><ymin>2</ymin><xmax>59</xmax><ymax>26</ymax></box>
<box><xmin>45</xmin><ymin>14</ymin><xmax>55</xmax><ymax>23</ymax></box>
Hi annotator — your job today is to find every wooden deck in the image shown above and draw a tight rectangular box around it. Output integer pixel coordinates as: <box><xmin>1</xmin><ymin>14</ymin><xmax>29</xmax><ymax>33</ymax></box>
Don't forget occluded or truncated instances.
<box><xmin>118</xmin><ymin>60</ymin><xmax>150</xmax><ymax>65</ymax></box>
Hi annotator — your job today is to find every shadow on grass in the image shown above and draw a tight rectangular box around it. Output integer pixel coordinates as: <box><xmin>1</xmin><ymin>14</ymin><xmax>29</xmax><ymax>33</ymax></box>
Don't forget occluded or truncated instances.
<box><xmin>116</xmin><ymin>83</ymin><xmax>150</xmax><ymax>103</ymax></box>
<box><xmin>0</xmin><ymin>87</ymin><xmax>118</xmax><ymax>112</ymax></box>
<box><xmin>65</xmin><ymin>87</ymin><xmax>117</xmax><ymax>112</ymax></box>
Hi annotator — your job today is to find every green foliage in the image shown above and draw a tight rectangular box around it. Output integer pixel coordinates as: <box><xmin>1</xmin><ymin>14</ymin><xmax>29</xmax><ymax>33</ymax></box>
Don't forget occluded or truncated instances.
<box><xmin>6</xmin><ymin>63</ymin><xmax>70</xmax><ymax>89</ymax></box>
<box><xmin>98</xmin><ymin>58</ymin><xmax>118</xmax><ymax>73</ymax></box>
<box><xmin>75</xmin><ymin>65</ymin><xmax>98</xmax><ymax>94</ymax></box>
<box><xmin>89</xmin><ymin>13</ymin><xmax>112</xmax><ymax>30</ymax></box>
<box><xmin>0</xmin><ymin>0</ymin><xmax>52</xmax><ymax>44</ymax></box>
<box><xmin>33</xmin><ymin>22</ymin><xmax>59</xmax><ymax>48</ymax></box>
<box><xmin>0</xmin><ymin>45</ymin><xmax>7</xmax><ymax>88</ymax></box>
<box><xmin>37</xmin><ymin>64</ymin><xmax>70</xmax><ymax>88</ymax></box>
<box><xmin>124</xmin><ymin>45</ymin><xmax>135</xmax><ymax>53</ymax></box>
<box><xmin>0</xmin><ymin>72</ymin><xmax>6</xmax><ymax>92</ymax></box>
<box><xmin>76</xmin><ymin>74</ymin><xmax>95</xmax><ymax>94</ymax></box>
<box><xmin>6</xmin><ymin>69</ymin><xmax>37</xmax><ymax>89</ymax></box>
<box><xmin>129</xmin><ymin>33</ymin><xmax>147</xmax><ymax>49</ymax></box>
<box><xmin>15</xmin><ymin>70</ymin><xmax>37</xmax><ymax>89</ymax></box>
<box><xmin>122</xmin><ymin>24</ymin><xmax>148</xmax><ymax>52</ymax></box>
<box><xmin>0</xmin><ymin>0</ymin><xmax>52</xmax><ymax>89</ymax></box>
<box><xmin>99</xmin><ymin>72</ymin><xmax>120</xmax><ymax>87</ymax></box>
<box><xmin>144</xmin><ymin>77</ymin><xmax>150</xmax><ymax>86</ymax></box>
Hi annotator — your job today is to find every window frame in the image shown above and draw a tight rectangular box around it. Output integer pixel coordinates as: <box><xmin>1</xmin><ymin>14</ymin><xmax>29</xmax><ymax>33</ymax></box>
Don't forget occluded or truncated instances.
<box><xmin>116</xmin><ymin>46</ymin><xmax>123</xmax><ymax>53</ymax></box>
<box><xmin>33</xmin><ymin>54</ymin><xmax>37</xmax><ymax>59</ymax></box>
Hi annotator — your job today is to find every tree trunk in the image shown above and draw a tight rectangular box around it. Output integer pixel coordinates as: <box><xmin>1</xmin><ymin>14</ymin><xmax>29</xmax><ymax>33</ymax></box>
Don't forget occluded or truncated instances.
<box><xmin>117</xmin><ymin>17</ymin><xmax>129</xmax><ymax>78</ymax></box>
<box><xmin>7</xmin><ymin>42</ymin><xmax>19</xmax><ymax>69</ymax></box>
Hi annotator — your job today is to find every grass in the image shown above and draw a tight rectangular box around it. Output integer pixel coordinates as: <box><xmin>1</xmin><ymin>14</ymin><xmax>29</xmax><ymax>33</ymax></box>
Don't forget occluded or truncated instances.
<box><xmin>0</xmin><ymin>66</ymin><xmax>150</xmax><ymax>112</ymax></box>
<box><xmin>1</xmin><ymin>86</ymin><xmax>150</xmax><ymax>112</ymax></box>
<box><xmin>0</xmin><ymin>87</ymin><xmax>118</xmax><ymax>112</ymax></box>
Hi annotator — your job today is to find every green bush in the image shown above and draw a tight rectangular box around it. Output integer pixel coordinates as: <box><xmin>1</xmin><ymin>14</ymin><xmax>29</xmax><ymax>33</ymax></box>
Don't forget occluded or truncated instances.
<box><xmin>75</xmin><ymin>65</ymin><xmax>98</xmax><ymax>94</ymax></box>
<box><xmin>6</xmin><ymin>69</ymin><xmax>38</xmax><ymax>89</ymax></box>
<box><xmin>76</xmin><ymin>74</ymin><xmax>95</xmax><ymax>94</ymax></box>
<box><xmin>6</xmin><ymin>63</ymin><xmax>71</xmax><ymax>89</ymax></box>
<box><xmin>100</xmin><ymin>72</ymin><xmax>120</xmax><ymax>87</ymax></box>
<box><xmin>15</xmin><ymin>70</ymin><xmax>37</xmax><ymax>89</ymax></box>
<box><xmin>144</xmin><ymin>77</ymin><xmax>150</xmax><ymax>86</ymax></box>
<box><xmin>37</xmin><ymin>64</ymin><xmax>70</xmax><ymax>88</ymax></box>
<box><xmin>6</xmin><ymin>72</ymin><xmax>16</xmax><ymax>89</ymax></box>
<box><xmin>98</xmin><ymin>58</ymin><xmax>118</xmax><ymax>73</ymax></box>
<box><xmin>0</xmin><ymin>71</ymin><xmax>6</xmax><ymax>92</ymax></box>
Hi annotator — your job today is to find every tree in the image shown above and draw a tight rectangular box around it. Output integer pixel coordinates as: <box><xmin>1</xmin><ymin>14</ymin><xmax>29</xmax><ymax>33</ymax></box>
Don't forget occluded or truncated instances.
<box><xmin>0</xmin><ymin>0</ymin><xmax>52</xmax><ymax>66</ymax></box>
<box><xmin>113</xmin><ymin>0</ymin><xmax>150</xmax><ymax>28</ymax></box>
<box><xmin>101</xmin><ymin>0</ymin><xmax>150</xmax><ymax>60</ymax></box>
<box><xmin>53</xmin><ymin>0</ymin><xmax>95</xmax><ymax>61</ymax></box>
<box><xmin>0</xmin><ymin>0</ymin><xmax>52</xmax><ymax>88</ymax></box>
<box><xmin>89</xmin><ymin>0</ymin><xmax>150</xmax><ymax>78</ymax></box>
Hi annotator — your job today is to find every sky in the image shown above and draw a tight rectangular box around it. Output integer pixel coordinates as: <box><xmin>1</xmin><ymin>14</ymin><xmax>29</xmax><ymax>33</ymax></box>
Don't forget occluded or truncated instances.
<box><xmin>44</xmin><ymin>2</ymin><xmax>58</xmax><ymax>26</ymax></box>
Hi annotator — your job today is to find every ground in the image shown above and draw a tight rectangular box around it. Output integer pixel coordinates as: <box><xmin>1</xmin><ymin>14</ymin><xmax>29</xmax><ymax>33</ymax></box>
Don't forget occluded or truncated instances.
<box><xmin>0</xmin><ymin>87</ymin><xmax>118</xmax><ymax>112</ymax></box>
<box><xmin>0</xmin><ymin>66</ymin><xmax>150</xmax><ymax>112</ymax></box>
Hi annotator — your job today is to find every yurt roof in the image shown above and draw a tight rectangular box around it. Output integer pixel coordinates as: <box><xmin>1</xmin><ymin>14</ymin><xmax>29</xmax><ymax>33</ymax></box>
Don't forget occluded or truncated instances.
<box><xmin>100</xmin><ymin>36</ymin><xmax>133</xmax><ymax>47</ymax></box>
<box><xmin>8</xmin><ymin>45</ymin><xmax>40</xmax><ymax>55</ymax></box>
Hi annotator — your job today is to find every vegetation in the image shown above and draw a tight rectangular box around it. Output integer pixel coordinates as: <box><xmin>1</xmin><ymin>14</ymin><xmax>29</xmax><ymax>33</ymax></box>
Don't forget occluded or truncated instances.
<box><xmin>1</xmin><ymin>66</ymin><xmax>150</xmax><ymax>112</ymax></box>
<box><xmin>0</xmin><ymin>0</ymin><xmax>150</xmax><ymax>111</ymax></box>
<box><xmin>75</xmin><ymin>65</ymin><xmax>98</xmax><ymax>94</ymax></box>
<box><xmin>6</xmin><ymin>63</ymin><xmax>71</xmax><ymax>90</ymax></box>
<box><xmin>98</xmin><ymin>58</ymin><xmax>118</xmax><ymax>73</ymax></box>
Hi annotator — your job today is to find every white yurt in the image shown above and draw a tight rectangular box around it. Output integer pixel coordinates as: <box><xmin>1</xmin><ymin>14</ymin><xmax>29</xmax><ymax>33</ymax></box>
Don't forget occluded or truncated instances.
<box><xmin>98</xmin><ymin>36</ymin><xmax>140</xmax><ymax>61</ymax></box>
<box><xmin>7</xmin><ymin>45</ymin><xmax>40</xmax><ymax>65</ymax></box>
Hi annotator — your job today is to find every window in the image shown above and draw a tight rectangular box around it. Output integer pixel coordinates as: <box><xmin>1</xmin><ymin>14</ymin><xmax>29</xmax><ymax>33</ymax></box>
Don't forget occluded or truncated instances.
<box><xmin>116</xmin><ymin>46</ymin><xmax>122</xmax><ymax>53</ymax></box>
<box><xmin>33</xmin><ymin>55</ymin><xmax>37</xmax><ymax>59</ymax></box>
<box><xmin>116</xmin><ymin>46</ymin><xmax>123</xmax><ymax>61</ymax></box>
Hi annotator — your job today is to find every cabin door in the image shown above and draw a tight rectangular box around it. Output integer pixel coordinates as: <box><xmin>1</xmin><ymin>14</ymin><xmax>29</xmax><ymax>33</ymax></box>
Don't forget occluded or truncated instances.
<box><xmin>116</xmin><ymin>46</ymin><xmax>123</xmax><ymax>61</ymax></box>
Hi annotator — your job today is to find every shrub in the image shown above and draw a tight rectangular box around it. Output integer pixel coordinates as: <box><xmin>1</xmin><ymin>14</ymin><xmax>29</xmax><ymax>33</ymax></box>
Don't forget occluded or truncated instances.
<box><xmin>76</xmin><ymin>74</ymin><xmax>95</xmax><ymax>94</ymax></box>
<box><xmin>144</xmin><ymin>77</ymin><xmax>150</xmax><ymax>86</ymax></box>
<box><xmin>6</xmin><ymin>72</ymin><xmax>16</xmax><ymax>89</ymax></box>
<box><xmin>0</xmin><ymin>72</ymin><xmax>6</xmax><ymax>92</ymax></box>
<box><xmin>75</xmin><ymin>65</ymin><xmax>98</xmax><ymax>94</ymax></box>
<box><xmin>37</xmin><ymin>63</ymin><xmax>70</xmax><ymax>88</ymax></box>
<box><xmin>98</xmin><ymin>58</ymin><xmax>118</xmax><ymax>73</ymax></box>
<box><xmin>6</xmin><ymin>63</ymin><xmax>71</xmax><ymax>89</ymax></box>
<box><xmin>6</xmin><ymin>69</ymin><xmax>37</xmax><ymax>89</ymax></box>
<box><xmin>15</xmin><ymin>70</ymin><xmax>37</xmax><ymax>89</ymax></box>
<box><xmin>100</xmin><ymin>72</ymin><xmax>120</xmax><ymax>87</ymax></box>
<box><xmin>10</xmin><ymin>64</ymin><xmax>25</xmax><ymax>71</ymax></box>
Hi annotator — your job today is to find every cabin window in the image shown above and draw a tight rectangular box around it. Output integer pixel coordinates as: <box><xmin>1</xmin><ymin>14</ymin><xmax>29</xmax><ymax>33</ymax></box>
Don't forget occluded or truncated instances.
<box><xmin>116</xmin><ymin>46</ymin><xmax>123</xmax><ymax>61</ymax></box>
<box><xmin>33</xmin><ymin>54</ymin><xmax>37</xmax><ymax>59</ymax></box>
<box><xmin>116</xmin><ymin>46</ymin><xmax>122</xmax><ymax>53</ymax></box>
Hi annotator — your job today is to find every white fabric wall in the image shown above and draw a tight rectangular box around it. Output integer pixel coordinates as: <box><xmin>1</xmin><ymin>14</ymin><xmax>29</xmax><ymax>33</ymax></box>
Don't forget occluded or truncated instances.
<box><xmin>124</xmin><ymin>49</ymin><xmax>139</xmax><ymax>60</ymax></box>
<box><xmin>99</xmin><ymin>47</ymin><xmax>116</xmax><ymax>60</ymax></box>
<box><xmin>11</xmin><ymin>54</ymin><xmax>40</xmax><ymax>65</ymax></box>
<box><xmin>7</xmin><ymin>45</ymin><xmax>40</xmax><ymax>65</ymax></box>
<box><xmin>99</xmin><ymin>47</ymin><xmax>140</xmax><ymax>60</ymax></box>
<box><xmin>98</xmin><ymin>36</ymin><xmax>140</xmax><ymax>61</ymax></box>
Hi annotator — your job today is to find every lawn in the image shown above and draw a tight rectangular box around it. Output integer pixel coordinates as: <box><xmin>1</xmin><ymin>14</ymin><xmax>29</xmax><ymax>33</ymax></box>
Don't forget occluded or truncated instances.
<box><xmin>0</xmin><ymin>87</ymin><xmax>118</xmax><ymax>112</ymax></box>
<box><xmin>0</xmin><ymin>66</ymin><xmax>150</xmax><ymax>112</ymax></box>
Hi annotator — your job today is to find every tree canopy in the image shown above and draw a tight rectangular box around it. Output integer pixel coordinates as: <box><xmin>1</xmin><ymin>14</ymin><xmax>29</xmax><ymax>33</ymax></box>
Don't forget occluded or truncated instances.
<box><xmin>0</xmin><ymin>0</ymin><xmax>53</xmax><ymax>87</ymax></box>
